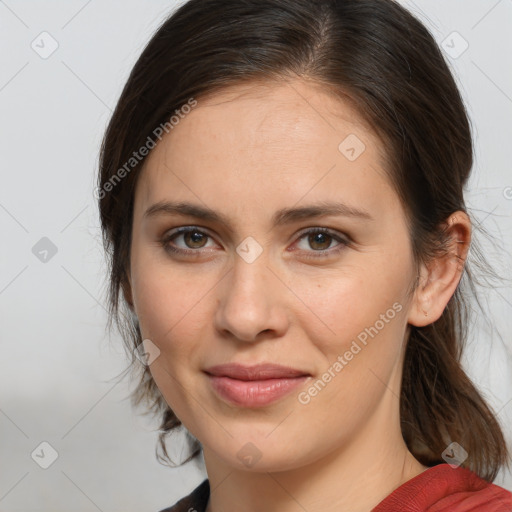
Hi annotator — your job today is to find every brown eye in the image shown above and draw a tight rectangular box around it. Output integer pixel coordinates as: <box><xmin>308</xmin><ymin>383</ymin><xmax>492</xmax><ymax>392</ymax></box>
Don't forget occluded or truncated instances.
<box><xmin>307</xmin><ymin>232</ymin><xmax>334</xmax><ymax>251</ymax></box>
<box><xmin>161</xmin><ymin>227</ymin><xmax>216</xmax><ymax>256</ymax></box>
<box><xmin>293</xmin><ymin>227</ymin><xmax>350</xmax><ymax>259</ymax></box>
<box><xmin>182</xmin><ymin>230</ymin><xmax>208</xmax><ymax>249</ymax></box>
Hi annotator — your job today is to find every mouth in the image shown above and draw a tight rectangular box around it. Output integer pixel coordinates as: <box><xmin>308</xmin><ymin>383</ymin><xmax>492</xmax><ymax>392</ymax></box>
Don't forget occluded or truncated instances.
<box><xmin>203</xmin><ymin>363</ymin><xmax>311</xmax><ymax>408</ymax></box>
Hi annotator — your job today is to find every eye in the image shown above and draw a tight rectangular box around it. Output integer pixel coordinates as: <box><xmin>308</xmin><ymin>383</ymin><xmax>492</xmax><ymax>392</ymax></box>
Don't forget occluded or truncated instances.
<box><xmin>292</xmin><ymin>227</ymin><xmax>350</xmax><ymax>259</ymax></box>
<box><xmin>160</xmin><ymin>226</ymin><xmax>218</xmax><ymax>256</ymax></box>
<box><xmin>160</xmin><ymin>226</ymin><xmax>350</xmax><ymax>259</ymax></box>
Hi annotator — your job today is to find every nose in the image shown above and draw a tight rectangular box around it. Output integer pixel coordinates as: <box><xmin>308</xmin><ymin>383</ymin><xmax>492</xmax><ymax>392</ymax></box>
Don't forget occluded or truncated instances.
<box><xmin>214</xmin><ymin>252</ymin><xmax>290</xmax><ymax>343</ymax></box>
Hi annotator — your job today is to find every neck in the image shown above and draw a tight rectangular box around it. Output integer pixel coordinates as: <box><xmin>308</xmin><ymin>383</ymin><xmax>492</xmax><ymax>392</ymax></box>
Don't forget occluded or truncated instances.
<box><xmin>203</xmin><ymin>389</ymin><xmax>428</xmax><ymax>512</ymax></box>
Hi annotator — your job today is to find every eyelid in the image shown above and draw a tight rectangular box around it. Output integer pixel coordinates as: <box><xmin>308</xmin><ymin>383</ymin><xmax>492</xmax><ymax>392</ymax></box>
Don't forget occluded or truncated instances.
<box><xmin>162</xmin><ymin>225</ymin><xmax>220</xmax><ymax>249</ymax></box>
<box><xmin>294</xmin><ymin>226</ymin><xmax>349</xmax><ymax>242</ymax></box>
<box><xmin>289</xmin><ymin>226</ymin><xmax>351</xmax><ymax>257</ymax></box>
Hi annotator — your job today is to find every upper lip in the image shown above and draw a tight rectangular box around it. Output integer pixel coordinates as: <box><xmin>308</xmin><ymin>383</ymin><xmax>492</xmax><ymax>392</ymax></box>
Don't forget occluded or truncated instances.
<box><xmin>204</xmin><ymin>363</ymin><xmax>310</xmax><ymax>381</ymax></box>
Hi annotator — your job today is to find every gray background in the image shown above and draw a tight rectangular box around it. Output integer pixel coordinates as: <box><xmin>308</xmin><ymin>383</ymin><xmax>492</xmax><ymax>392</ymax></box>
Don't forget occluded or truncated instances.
<box><xmin>0</xmin><ymin>1</ymin><xmax>511</xmax><ymax>510</ymax></box>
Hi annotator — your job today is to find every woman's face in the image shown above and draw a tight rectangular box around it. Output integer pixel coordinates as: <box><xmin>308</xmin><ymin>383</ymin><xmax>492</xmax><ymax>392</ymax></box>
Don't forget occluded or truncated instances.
<box><xmin>127</xmin><ymin>79</ymin><xmax>419</xmax><ymax>472</ymax></box>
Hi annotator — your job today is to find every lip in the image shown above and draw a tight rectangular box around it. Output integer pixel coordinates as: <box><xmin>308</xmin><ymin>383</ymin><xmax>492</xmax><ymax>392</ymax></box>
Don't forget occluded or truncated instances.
<box><xmin>204</xmin><ymin>363</ymin><xmax>311</xmax><ymax>408</ymax></box>
<box><xmin>204</xmin><ymin>362</ymin><xmax>310</xmax><ymax>380</ymax></box>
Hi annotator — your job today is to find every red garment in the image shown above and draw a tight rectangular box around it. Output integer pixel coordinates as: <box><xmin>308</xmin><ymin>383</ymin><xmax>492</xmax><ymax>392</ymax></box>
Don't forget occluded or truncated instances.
<box><xmin>372</xmin><ymin>463</ymin><xmax>512</xmax><ymax>511</ymax></box>
<box><xmin>159</xmin><ymin>463</ymin><xmax>512</xmax><ymax>512</ymax></box>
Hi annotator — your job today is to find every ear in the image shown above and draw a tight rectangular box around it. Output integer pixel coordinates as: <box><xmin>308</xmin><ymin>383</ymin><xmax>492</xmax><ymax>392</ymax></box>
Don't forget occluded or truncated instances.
<box><xmin>408</xmin><ymin>211</ymin><xmax>471</xmax><ymax>327</ymax></box>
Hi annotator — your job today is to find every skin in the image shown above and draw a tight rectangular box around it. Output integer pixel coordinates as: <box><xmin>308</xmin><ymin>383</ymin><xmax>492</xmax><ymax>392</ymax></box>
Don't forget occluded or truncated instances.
<box><xmin>125</xmin><ymin>78</ymin><xmax>471</xmax><ymax>512</ymax></box>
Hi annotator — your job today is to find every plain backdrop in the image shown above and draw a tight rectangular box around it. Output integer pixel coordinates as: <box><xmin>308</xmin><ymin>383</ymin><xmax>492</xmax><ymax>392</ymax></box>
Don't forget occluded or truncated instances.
<box><xmin>1</xmin><ymin>1</ymin><xmax>511</xmax><ymax>511</ymax></box>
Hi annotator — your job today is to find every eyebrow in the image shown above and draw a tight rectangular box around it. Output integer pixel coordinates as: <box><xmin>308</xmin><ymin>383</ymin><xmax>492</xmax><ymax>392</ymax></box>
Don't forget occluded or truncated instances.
<box><xmin>143</xmin><ymin>200</ymin><xmax>373</xmax><ymax>229</ymax></box>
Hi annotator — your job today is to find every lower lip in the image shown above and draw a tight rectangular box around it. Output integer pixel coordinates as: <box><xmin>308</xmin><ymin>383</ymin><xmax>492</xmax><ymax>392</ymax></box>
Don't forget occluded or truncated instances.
<box><xmin>206</xmin><ymin>374</ymin><xmax>309</xmax><ymax>408</ymax></box>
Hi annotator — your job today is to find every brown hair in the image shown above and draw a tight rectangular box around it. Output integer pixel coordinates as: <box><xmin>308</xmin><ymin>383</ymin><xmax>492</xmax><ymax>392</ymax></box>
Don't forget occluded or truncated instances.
<box><xmin>97</xmin><ymin>0</ymin><xmax>510</xmax><ymax>481</ymax></box>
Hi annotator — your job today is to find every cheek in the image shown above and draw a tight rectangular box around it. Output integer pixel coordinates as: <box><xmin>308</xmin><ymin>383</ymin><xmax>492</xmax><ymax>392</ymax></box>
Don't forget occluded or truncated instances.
<box><xmin>292</xmin><ymin>267</ymin><xmax>411</xmax><ymax>417</ymax></box>
<box><xmin>130</xmin><ymin>232</ymin><xmax>206</xmax><ymax>328</ymax></box>
<box><xmin>294</xmin><ymin>273</ymin><xmax>409</xmax><ymax>428</ymax></box>
<box><xmin>292</xmin><ymin>262</ymin><xmax>409</xmax><ymax>352</ymax></box>
<box><xmin>129</xmin><ymin>248</ymin><xmax>200</xmax><ymax>357</ymax></box>
<box><xmin>130</xmin><ymin>263</ymin><xmax>212</xmax><ymax>426</ymax></box>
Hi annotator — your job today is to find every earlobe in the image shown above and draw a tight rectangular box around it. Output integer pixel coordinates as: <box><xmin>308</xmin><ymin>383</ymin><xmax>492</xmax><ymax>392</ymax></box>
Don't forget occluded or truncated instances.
<box><xmin>408</xmin><ymin>211</ymin><xmax>471</xmax><ymax>327</ymax></box>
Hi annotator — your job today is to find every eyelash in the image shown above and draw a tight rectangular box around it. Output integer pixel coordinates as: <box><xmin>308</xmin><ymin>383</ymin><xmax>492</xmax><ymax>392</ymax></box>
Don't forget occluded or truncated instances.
<box><xmin>160</xmin><ymin>226</ymin><xmax>350</xmax><ymax>260</ymax></box>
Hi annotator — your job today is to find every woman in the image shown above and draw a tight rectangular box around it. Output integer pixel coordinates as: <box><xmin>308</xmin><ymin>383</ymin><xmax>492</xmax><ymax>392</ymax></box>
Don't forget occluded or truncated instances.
<box><xmin>97</xmin><ymin>0</ymin><xmax>512</xmax><ymax>510</ymax></box>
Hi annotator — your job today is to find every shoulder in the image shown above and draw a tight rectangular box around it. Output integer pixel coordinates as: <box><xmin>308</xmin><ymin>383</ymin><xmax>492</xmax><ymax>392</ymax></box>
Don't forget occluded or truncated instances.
<box><xmin>158</xmin><ymin>479</ymin><xmax>210</xmax><ymax>512</ymax></box>
<box><xmin>372</xmin><ymin>463</ymin><xmax>512</xmax><ymax>511</ymax></box>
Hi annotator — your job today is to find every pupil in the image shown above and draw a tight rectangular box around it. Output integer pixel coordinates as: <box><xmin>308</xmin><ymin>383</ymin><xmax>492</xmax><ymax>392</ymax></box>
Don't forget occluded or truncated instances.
<box><xmin>310</xmin><ymin>233</ymin><xmax>330</xmax><ymax>250</ymax></box>
<box><xmin>187</xmin><ymin>231</ymin><xmax>206</xmax><ymax>247</ymax></box>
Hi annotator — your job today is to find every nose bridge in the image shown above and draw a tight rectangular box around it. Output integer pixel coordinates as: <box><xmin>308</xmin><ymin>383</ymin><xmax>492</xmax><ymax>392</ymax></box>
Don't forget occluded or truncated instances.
<box><xmin>214</xmin><ymin>243</ymin><xmax>287</xmax><ymax>341</ymax></box>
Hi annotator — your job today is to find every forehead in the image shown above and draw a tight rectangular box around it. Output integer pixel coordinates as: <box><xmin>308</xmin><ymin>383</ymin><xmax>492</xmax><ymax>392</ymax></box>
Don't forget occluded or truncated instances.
<box><xmin>135</xmin><ymin>78</ymin><xmax>394</xmax><ymax>220</ymax></box>
<box><xmin>171</xmin><ymin>79</ymin><xmax>382</xmax><ymax>157</ymax></box>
